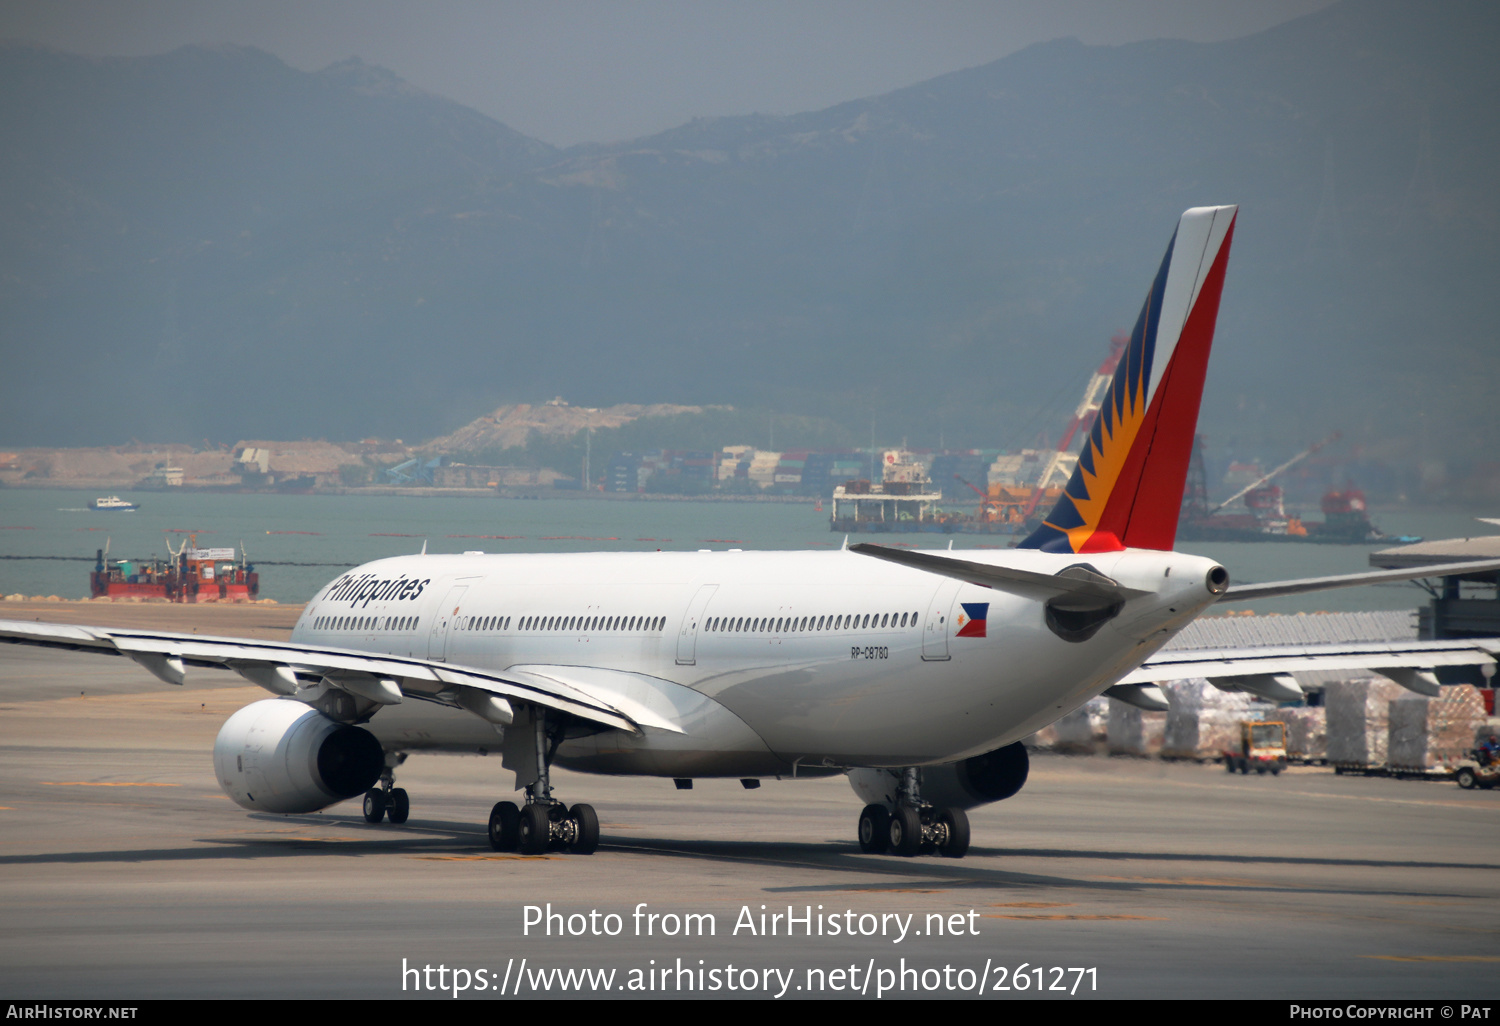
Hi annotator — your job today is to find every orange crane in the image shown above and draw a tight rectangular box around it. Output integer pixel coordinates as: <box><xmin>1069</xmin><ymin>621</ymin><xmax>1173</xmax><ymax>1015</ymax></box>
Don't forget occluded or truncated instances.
<box><xmin>1021</xmin><ymin>333</ymin><xmax>1130</xmax><ymax>521</ymax></box>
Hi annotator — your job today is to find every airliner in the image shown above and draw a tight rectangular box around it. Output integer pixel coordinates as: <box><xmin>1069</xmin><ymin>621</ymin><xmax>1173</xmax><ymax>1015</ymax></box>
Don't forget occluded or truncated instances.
<box><xmin>5</xmin><ymin>205</ymin><xmax>1498</xmax><ymax>859</ymax></box>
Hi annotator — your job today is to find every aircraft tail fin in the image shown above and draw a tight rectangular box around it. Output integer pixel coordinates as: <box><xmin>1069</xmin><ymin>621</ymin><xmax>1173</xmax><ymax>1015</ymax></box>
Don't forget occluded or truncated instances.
<box><xmin>1019</xmin><ymin>205</ymin><xmax>1237</xmax><ymax>553</ymax></box>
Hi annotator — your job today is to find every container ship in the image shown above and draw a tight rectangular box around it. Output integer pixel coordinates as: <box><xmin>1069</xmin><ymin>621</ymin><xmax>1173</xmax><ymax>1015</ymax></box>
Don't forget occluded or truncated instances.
<box><xmin>1175</xmin><ymin>435</ymin><xmax>1419</xmax><ymax>545</ymax></box>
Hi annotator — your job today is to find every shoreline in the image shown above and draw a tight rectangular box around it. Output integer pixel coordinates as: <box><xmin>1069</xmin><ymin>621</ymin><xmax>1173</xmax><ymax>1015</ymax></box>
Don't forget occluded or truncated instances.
<box><xmin>2</xmin><ymin>480</ymin><xmax>819</xmax><ymax>503</ymax></box>
<box><xmin>0</xmin><ymin>598</ymin><xmax>303</xmax><ymax>640</ymax></box>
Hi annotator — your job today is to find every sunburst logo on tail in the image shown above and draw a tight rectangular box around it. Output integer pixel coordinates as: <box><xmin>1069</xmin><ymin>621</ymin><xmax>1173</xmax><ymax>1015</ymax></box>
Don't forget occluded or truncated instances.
<box><xmin>1021</xmin><ymin>206</ymin><xmax>1237</xmax><ymax>554</ymax></box>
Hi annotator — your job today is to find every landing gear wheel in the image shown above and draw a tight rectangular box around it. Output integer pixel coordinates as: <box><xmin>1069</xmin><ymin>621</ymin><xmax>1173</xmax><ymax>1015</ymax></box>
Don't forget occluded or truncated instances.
<box><xmin>387</xmin><ymin>787</ymin><xmax>410</xmax><ymax>824</ymax></box>
<box><xmin>888</xmin><ymin>805</ymin><xmax>922</xmax><ymax>857</ymax></box>
<box><xmin>858</xmin><ymin>804</ymin><xmax>890</xmax><ymax>854</ymax></box>
<box><xmin>518</xmin><ymin>803</ymin><xmax>552</xmax><ymax>855</ymax></box>
<box><xmin>488</xmin><ymin>801</ymin><xmax>520</xmax><ymax>851</ymax></box>
<box><xmin>363</xmin><ymin>789</ymin><xmax>387</xmax><ymax>824</ymax></box>
<box><xmin>1456</xmin><ymin>767</ymin><xmax>1478</xmax><ymax>790</ymax></box>
<box><xmin>569</xmin><ymin>804</ymin><xmax>599</xmax><ymax>854</ymax></box>
<box><xmin>937</xmin><ymin>807</ymin><xmax>970</xmax><ymax>858</ymax></box>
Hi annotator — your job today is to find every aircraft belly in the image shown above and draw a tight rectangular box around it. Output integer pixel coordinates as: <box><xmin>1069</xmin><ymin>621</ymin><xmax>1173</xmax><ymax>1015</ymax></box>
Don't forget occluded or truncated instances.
<box><xmin>687</xmin><ymin>623</ymin><xmax>1145</xmax><ymax>766</ymax></box>
<box><xmin>362</xmin><ymin>665</ymin><xmax>790</xmax><ymax>776</ymax></box>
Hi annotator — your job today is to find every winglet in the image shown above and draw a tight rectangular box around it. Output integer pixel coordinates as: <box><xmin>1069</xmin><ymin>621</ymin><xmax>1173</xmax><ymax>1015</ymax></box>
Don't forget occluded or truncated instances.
<box><xmin>1021</xmin><ymin>205</ymin><xmax>1237</xmax><ymax>553</ymax></box>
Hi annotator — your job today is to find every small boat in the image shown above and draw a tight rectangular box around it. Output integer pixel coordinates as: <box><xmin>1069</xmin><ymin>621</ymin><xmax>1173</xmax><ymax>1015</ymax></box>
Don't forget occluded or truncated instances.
<box><xmin>88</xmin><ymin>496</ymin><xmax>139</xmax><ymax>512</ymax></box>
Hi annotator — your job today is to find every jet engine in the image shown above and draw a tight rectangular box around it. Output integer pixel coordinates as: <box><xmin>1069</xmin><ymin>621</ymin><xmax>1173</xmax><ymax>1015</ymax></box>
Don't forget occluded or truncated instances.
<box><xmin>213</xmin><ymin>698</ymin><xmax>384</xmax><ymax>814</ymax></box>
<box><xmin>847</xmin><ymin>742</ymin><xmax>1029</xmax><ymax>811</ymax></box>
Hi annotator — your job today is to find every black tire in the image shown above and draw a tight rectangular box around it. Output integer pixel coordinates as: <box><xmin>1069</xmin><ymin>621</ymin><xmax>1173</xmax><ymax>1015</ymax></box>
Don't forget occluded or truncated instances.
<box><xmin>570</xmin><ymin>803</ymin><xmax>599</xmax><ymax>854</ymax></box>
<box><xmin>362</xmin><ymin>789</ymin><xmax>386</xmax><ymax>824</ymax></box>
<box><xmin>1456</xmin><ymin>768</ymin><xmax>1477</xmax><ymax>790</ymax></box>
<box><xmin>488</xmin><ymin>801</ymin><xmax>520</xmax><ymax>851</ymax></box>
<box><xmin>387</xmin><ymin>787</ymin><xmax>410</xmax><ymax>824</ymax></box>
<box><xmin>518</xmin><ymin>803</ymin><xmax>552</xmax><ymax>855</ymax></box>
<box><xmin>937</xmin><ymin>807</ymin><xmax>970</xmax><ymax>859</ymax></box>
<box><xmin>858</xmin><ymin>804</ymin><xmax>890</xmax><ymax>854</ymax></box>
<box><xmin>888</xmin><ymin>805</ymin><xmax>922</xmax><ymax>857</ymax></box>
<box><xmin>1240</xmin><ymin>759</ymin><xmax>1251</xmax><ymax>775</ymax></box>
<box><xmin>1256</xmin><ymin>764</ymin><xmax>1267</xmax><ymax>775</ymax></box>
<box><xmin>1270</xmin><ymin>765</ymin><xmax>1282</xmax><ymax>777</ymax></box>
<box><xmin>1225</xmin><ymin>758</ymin><xmax>1236</xmax><ymax>774</ymax></box>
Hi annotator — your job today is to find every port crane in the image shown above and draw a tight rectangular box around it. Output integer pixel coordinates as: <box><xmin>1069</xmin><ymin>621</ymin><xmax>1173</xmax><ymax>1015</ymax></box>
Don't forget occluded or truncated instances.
<box><xmin>1208</xmin><ymin>432</ymin><xmax>1341</xmax><ymax>515</ymax></box>
<box><xmin>1020</xmin><ymin>333</ymin><xmax>1129</xmax><ymax>521</ymax></box>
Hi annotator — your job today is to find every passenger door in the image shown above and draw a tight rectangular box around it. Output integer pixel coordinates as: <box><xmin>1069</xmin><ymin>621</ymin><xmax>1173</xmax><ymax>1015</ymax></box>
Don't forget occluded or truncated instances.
<box><xmin>427</xmin><ymin>585</ymin><xmax>469</xmax><ymax>662</ymax></box>
<box><xmin>676</xmin><ymin>584</ymin><xmax>719</xmax><ymax>666</ymax></box>
<box><xmin>922</xmin><ymin>580</ymin><xmax>961</xmax><ymax>661</ymax></box>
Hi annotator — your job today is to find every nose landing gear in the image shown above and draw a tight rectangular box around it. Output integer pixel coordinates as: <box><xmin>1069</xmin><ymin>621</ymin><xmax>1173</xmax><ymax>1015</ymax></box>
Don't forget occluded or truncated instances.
<box><xmin>362</xmin><ymin>754</ymin><xmax>410</xmax><ymax>824</ymax></box>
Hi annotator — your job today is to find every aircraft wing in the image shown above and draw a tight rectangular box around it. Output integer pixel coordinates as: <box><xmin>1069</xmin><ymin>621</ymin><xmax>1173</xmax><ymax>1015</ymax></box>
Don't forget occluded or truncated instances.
<box><xmin>1118</xmin><ymin>637</ymin><xmax>1500</xmax><ymax>700</ymax></box>
<box><xmin>0</xmin><ymin>618</ymin><xmax>643</xmax><ymax>734</ymax></box>
<box><xmin>1219</xmin><ymin>557</ymin><xmax>1500</xmax><ymax>602</ymax></box>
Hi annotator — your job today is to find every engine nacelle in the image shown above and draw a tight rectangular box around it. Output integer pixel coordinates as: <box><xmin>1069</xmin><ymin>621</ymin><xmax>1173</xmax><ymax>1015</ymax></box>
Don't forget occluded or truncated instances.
<box><xmin>847</xmin><ymin>742</ymin><xmax>1029</xmax><ymax>812</ymax></box>
<box><xmin>214</xmin><ymin>698</ymin><xmax>384</xmax><ymax>814</ymax></box>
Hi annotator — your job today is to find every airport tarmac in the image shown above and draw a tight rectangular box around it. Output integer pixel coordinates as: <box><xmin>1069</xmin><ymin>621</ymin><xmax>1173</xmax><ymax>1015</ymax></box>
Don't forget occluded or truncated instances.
<box><xmin>0</xmin><ymin>604</ymin><xmax>1497</xmax><ymax>1000</ymax></box>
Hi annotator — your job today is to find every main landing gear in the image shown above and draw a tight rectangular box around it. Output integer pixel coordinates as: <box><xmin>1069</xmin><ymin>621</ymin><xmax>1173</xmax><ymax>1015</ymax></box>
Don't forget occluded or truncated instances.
<box><xmin>487</xmin><ymin>707</ymin><xmax>599</xmax><ymax>855</ymax></box>
<box><xmin>363</xmin><ymin>754</ymin><xmax>410</xmax><ymax>824</ymax></box>
<box><xmin>857</xmin><ymin>768</ymin><xmax>969</xmax><ymax>858</ymax></box>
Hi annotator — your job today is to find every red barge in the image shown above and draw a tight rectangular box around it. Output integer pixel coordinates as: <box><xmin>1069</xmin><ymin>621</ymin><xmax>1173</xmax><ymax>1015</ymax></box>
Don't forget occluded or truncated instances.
<box><xmin>90</xmin><ymin>538</ymin><xmax>259</xmax><ymax>602</ymax></box>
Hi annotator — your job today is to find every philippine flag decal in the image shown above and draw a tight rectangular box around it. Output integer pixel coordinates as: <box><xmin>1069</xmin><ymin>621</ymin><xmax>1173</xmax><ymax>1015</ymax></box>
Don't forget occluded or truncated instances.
<box><xmin>955</xmin><ymin>602</ymin><xmax>988</xmax><ymax>639</ymax></box>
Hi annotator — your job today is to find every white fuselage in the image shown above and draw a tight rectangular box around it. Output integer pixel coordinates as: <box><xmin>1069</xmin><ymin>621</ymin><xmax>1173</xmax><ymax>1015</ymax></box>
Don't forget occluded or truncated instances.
<box><xmin>290</xmin><ymin>547</ymin><xmax>1224</xmax><ymax>777</ymax></box>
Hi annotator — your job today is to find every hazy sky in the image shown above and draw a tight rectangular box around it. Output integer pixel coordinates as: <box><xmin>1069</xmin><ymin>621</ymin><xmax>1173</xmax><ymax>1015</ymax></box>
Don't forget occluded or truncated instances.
<box><xmin>0</xmin><ymin>0</ymin><xmax>1336</xmax><ymax>146</ymax></box>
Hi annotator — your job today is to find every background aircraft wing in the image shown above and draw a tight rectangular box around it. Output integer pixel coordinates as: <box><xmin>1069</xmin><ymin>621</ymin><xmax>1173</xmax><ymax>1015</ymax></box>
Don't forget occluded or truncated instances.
<box><xmin>0</xmin><ymin>618</ymin><xmax>642</xmax><ymax>734</ymax></box>
<box><xmin>1118</xmin><ymin>637</ymin><xmax>1499</xmax><ymax>701</ymax></box>
<box><xmin>1219</xmin><ymin>557</ymin><xmax>1500</xmax><ymax>602</ymax></box>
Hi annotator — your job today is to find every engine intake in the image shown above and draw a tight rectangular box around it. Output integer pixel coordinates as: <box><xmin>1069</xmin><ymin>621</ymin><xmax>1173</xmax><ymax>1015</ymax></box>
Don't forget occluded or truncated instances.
<box><xmin>214</xmin><ymin>699</ymin><xmax>384</xmax><ymax>814</ymax></box>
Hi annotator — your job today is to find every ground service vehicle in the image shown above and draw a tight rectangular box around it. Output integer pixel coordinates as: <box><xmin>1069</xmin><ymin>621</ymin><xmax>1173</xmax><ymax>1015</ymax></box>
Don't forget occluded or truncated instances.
<box><xmin>1224</xmin><ymin>721</ymin><xmax>1288</xmax><ymax>775</ymax></box>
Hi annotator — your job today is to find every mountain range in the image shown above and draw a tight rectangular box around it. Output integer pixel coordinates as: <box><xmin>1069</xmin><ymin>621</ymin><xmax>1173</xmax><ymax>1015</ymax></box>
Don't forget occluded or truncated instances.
<box><xmin>1</xmin><ymin>0</ymin><xmax>1496</xmax><ymax>484</ymax></box>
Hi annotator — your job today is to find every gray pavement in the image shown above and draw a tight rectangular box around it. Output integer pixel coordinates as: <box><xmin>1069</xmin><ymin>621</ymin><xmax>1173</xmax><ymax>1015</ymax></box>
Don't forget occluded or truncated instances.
<box><xmin>1</xmin><ymin>646</ymin><xmax>1498</xmax><ymax>1000</ymax></box>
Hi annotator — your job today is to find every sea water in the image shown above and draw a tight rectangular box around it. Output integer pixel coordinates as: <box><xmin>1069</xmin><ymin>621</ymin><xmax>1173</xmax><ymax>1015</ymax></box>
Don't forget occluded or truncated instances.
<box><xmin>0</xmin><ymin>488</ymin><xmax>1491</xmax><ymax>616</ymax></box>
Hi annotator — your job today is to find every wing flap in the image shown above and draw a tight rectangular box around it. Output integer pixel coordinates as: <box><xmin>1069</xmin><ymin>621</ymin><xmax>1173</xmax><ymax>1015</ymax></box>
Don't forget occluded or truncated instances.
<box><xmin>505</xmin><ymin>665</ymin><xmax>689</xmax><ymax>734</ymax></box>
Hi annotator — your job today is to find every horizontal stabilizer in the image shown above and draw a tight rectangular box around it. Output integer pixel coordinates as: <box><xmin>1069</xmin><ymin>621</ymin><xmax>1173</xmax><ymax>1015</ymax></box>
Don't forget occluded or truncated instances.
<box><xmin>849</xmin><ymin>543</ymin><xmax>1147</xmax><ymax>603</ymax></box>
<box><xmin>1219</xmin><ymin>557</ymin><xmax>1500</xmax><ymax>602</ymax></box>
